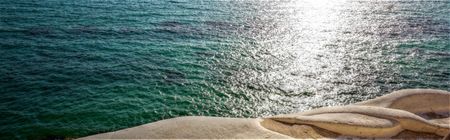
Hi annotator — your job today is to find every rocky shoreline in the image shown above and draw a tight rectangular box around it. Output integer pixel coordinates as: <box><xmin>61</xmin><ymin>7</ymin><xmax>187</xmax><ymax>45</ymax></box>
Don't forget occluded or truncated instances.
<box><xmin>79</xmin><ymin>89</ymin><xmax>450</xmax><ymax>139</ymax></box>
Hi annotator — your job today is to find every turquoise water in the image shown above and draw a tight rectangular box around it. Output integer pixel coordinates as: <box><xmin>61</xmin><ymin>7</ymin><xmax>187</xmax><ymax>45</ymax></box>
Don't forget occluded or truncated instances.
<box><xmin>1</xmin><ymin>0</ymin><xmax>449</xmax><ymax>139</ymax></box>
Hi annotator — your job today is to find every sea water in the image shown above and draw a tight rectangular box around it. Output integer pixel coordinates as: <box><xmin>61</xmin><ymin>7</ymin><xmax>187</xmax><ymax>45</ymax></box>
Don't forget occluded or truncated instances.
<box><xmin>0</xmin><ymin>0</ymin><xmax>449</xmax><ymax>139</ymax></box>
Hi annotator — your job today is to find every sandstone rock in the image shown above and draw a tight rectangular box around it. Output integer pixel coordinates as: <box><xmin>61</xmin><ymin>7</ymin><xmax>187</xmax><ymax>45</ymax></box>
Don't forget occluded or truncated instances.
<box><xmin>79</xmin><ymin>89</ymin><xmax>450</xmax><ymax>139</ymax></box>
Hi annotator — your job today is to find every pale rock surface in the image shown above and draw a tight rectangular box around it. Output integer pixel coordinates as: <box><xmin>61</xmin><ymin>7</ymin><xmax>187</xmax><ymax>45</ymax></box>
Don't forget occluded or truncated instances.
<box><xmin>79</xmin><ymin>89</ymin><xmax>450</xmax><ymax>139</ymax></box>
<box><xmin>80</xmin><ymin>117</ymin><xmax>290</xmax><ymax>139</ymax></box>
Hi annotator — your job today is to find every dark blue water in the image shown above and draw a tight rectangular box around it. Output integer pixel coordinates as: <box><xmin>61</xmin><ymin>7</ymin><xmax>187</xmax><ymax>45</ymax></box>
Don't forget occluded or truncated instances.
<box><xmin>1</xmin><ymin>0</ymin><xmax>449</xmax><ymax>139</ymax></box>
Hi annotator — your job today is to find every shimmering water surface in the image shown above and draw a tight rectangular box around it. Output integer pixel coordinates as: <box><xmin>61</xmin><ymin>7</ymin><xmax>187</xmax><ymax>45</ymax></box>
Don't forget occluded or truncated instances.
<box><xmin>1</xmin><ymin>0</ymin><xmax>449</xmax><ymax>139</ymax></box>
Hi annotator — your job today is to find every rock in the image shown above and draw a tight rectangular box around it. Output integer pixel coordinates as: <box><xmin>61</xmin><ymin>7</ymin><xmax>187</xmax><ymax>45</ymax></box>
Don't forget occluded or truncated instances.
<box><xmin>79</xmin><ymin>117</ymin><xmax>289</xmax><ymax>139</ymax></box>
<box><xmin>79</xmin><ymin>89</ymin><xmax>450</xmax><ymax>139</ymax></box>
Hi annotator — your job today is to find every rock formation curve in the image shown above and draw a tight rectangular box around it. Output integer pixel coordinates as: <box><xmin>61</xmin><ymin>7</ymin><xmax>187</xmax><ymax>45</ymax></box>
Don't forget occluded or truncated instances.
<box><xmin>80</xmin><ymin>89</ymin><xmax>450</xmax><ymax>139</ymax></box>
